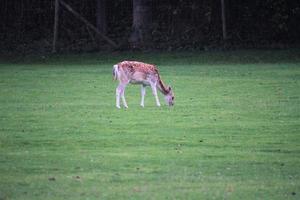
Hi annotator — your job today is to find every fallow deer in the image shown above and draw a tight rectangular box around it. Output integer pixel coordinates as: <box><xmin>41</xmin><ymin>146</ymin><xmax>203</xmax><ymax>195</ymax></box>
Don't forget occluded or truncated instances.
<box><xmin>113</xmin><ymin>61</ymin><xmax>174</xmax><ymax>108</ymax></box>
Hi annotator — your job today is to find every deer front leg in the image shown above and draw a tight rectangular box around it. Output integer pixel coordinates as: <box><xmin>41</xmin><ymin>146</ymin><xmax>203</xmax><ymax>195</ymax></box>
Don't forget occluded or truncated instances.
<box><xmin>150</xmin><ymin>83</ymin><xmax>161</xmax><ymax>107</ymax></box>
<box><xmin>140</xmin><ymin>85</ymin><xmax>146</xmax><ymax>107</ymax></box>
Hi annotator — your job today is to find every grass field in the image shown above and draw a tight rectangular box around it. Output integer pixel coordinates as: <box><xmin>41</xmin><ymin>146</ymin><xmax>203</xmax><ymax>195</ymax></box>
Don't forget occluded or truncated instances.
<box><xmin>0</xmin><ymin>50</ymin><xmax>300</xmax><ymax>199</ymax></box>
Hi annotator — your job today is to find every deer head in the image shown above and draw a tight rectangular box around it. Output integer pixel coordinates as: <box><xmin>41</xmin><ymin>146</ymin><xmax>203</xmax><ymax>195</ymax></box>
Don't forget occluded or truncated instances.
<box><xmin>164</xmin><ymin>86</ymin><xmax>175</xmax><ymax>106</ymax></box>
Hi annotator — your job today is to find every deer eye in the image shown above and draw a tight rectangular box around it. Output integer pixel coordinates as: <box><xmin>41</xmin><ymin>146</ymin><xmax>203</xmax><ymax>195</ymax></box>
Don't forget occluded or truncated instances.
<box><xmin>172</xmin><ymin>97</ymin><xmax>174</xmax><ymax>100</ymax></box>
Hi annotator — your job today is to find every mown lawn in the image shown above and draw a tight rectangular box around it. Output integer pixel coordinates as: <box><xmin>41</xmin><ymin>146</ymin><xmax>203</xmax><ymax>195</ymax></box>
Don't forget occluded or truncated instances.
<box><xmin>0</xmin><ymin>50</ymin><xmax>299</xmax><ymax>199</ymax></box>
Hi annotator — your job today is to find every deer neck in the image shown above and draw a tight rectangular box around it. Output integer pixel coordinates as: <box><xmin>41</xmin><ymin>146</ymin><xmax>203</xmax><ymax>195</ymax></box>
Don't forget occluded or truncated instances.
<box><xmin>157</xmin><ymin>78</ymin><xmax>169</xmax><ymax>95</ymax></box>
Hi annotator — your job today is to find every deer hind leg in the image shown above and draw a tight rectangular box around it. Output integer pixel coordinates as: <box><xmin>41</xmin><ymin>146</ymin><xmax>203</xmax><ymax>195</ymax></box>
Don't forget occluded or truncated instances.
<box><xmin>140</xmin><ymin>85</ymin><xmax>146</xmax><ymax>107</ymax></box>
<box><xmin>116</xmin><ymin>83</ymin><xmax>128</xmax><ymax>108</ymax></box>
<box><xmin>116</xmin><ymin>85</ymin><xmax>121</xmax><ymax>109</ymax></box>
<box><xmin>150</xmin><ymin>82</ymin><xmax>161</xmax><ymax>107</ymax></box>
<box><xmin>121</xmin><ymin>85</ymin><xmax>128</xmax><ymax>108</ymax></box>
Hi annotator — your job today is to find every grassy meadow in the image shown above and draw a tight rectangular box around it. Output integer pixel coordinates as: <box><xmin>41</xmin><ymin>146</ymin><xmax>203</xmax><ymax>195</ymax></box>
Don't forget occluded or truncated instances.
<box><xmin>0</xmin><ymin>50</ymin><xmax>300</xmax><ymax>199</ymax></box>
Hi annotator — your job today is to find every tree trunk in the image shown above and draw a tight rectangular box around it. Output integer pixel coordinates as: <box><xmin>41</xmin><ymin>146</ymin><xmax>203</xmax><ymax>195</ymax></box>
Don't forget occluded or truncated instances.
<box><xmin>221</xmin><ymin>0</ymin><xmax>227</xmax><ymax>40</ymax></box>
<box><xmin>129</xmin><ymin>0</ymin><xmax>152</xmax><ymax>49</ymax></box>
<box><xmin>210</xmin><ymin>0</ymin><xmax>221</xmax><ymax>37</ymax></box>
<box><xmin>96</xmin><ymin>0</ymin><xmax>107</xmax><ymax>34</ymax></box>
<box><xmin>52</xmin><ymin>0</ymin><xmax>60</xmax><ymax>53</ymax></box>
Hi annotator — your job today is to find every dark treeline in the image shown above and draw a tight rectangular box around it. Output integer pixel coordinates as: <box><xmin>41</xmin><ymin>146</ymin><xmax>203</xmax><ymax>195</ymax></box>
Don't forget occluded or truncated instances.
<box><xmin>1</xmin><ymin>0</ymin><xmax>299</xmax><ymax>54</ymax></box>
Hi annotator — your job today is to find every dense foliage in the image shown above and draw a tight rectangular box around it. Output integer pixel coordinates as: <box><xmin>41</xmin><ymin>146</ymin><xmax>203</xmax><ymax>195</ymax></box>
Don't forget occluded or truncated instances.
<box><xmin>1</xmin><ymin>0</ymin><xmax>299</xmax><ymax>53</ymax></box>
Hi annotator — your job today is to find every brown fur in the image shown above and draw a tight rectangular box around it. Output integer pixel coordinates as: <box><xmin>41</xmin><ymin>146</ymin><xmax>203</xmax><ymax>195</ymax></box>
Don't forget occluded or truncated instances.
<box><xmin>113</xmin><ymin>60</ymin><xmax>174</xmax><ymax>108</ymax></box>
<box><xmin>116</xmin><ymin>61</ymin><xmax>170</xmax><ymax>95</ymax></box>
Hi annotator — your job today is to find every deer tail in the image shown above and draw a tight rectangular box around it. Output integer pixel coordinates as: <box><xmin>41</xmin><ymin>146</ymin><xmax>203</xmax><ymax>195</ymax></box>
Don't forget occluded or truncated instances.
<box><xmin>113</xmin><ymin>64</ymin><xmax>119</xmax><ymax>80</ymax></box>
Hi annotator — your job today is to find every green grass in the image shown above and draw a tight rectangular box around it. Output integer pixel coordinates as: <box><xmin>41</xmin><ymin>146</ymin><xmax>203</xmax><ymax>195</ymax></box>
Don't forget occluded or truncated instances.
<box><xmin>0</xmin><ymin>50</ymin><xmax>300</xmax><ymax>199</ymax></box>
